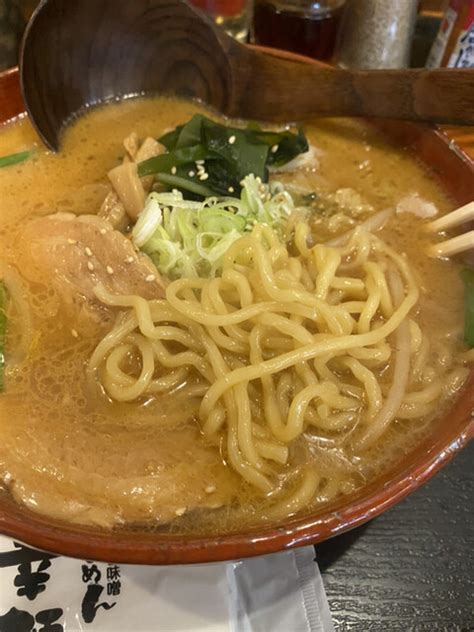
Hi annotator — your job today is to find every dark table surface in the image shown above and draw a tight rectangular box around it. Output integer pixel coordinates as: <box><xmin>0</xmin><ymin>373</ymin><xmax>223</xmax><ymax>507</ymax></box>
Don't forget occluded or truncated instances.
<box><xmin>315</xmin><ymin>441</ymin><xmax>474</xmax><ymax>631</ymax></box>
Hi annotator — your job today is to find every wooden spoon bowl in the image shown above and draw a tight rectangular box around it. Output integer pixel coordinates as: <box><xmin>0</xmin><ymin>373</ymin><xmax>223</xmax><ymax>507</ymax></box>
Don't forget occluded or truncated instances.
<box><xmin>21</xmin><ymin>0</ymin><xmax>474</xmax><ymax>151</ymax></box>
<box><xmin>0</xmin><ymin>64</ymin><xmax>473</xmax><ymax>563</ymax></box>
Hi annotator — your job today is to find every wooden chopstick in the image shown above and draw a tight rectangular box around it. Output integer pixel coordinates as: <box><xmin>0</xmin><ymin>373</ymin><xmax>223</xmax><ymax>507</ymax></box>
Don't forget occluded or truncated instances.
<box><xmin>427</xmin><ymin>230</ymin><xmax>474</xmax><ymax>257</ymax></box>
<box><xmin>426</xmin><ymin>201</ymin><xmax>474</xmax><ymax>233</ymax></box>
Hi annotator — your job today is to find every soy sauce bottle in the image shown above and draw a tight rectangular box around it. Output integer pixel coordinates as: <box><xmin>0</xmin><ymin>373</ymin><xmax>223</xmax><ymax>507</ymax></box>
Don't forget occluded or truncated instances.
<box><xmin>426</xmin><ymin>0</ymin><xmax>474</xmax><ymax>69</ymax></box>
<box><xmin>252</xmin><ymin>0</ymin><xmax>346</xmax><ymax>62</ymax></box>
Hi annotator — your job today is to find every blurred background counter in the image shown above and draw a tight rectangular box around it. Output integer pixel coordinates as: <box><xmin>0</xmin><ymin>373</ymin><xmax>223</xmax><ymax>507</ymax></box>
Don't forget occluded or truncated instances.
<box><xmin>1</xmin><ymin>1</ymin><xmax>474</xmax><ymax>71</ymax></box>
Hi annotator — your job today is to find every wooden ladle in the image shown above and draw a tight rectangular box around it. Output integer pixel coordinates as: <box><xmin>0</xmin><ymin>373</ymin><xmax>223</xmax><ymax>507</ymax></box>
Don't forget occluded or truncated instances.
<box><xmin>21</xmin><ymin>0</ymin><xmax>474</xmax><ymax>151</ymax></box>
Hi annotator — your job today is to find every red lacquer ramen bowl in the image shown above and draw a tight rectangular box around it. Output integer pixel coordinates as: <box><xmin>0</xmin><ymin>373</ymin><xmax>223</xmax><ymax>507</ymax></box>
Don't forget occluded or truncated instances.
<box><xmin>0</xmin><ymin>60</ymin><xmax>473</xmax><ymax>564</ymax></box>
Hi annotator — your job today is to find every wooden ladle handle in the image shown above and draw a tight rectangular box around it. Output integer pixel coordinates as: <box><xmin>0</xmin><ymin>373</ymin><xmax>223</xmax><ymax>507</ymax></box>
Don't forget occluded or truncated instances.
<box><xmin>228</xmin><ymin>46</ymin><xmax>474</xmax><ymax>126</ymax></box>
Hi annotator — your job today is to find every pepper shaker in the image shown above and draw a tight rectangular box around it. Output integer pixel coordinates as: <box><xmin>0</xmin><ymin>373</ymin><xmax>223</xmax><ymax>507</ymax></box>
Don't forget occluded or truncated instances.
<box><xmin>337</xmin><ymin>0</ymin><xmax>419</xmax><ymax>69</ymax></box>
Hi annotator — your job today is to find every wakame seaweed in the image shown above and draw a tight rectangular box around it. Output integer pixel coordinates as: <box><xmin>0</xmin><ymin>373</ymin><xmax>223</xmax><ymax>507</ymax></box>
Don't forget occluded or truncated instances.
<box><xmin>0</xmin><ymin>150</ymin><xmax>32</xmax><ymax>168</ymax></box>
<box><xmin>138</xmin><ymin>115</ymin><xmax>308</xmax><ymax>199</ymax></box>
<box><xmin>461</xmin><ymin>268</ymin><xmax>474</xmax><ymax>348</ymax></box>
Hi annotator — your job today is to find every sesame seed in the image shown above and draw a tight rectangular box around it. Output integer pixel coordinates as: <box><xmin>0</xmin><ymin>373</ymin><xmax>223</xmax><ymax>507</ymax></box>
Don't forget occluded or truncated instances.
<box><xmin>175</xmin><ymin>507</ymin><xmax>186</xmax><ymax>516</ymax></box>
<box><xmin>67</xmin><ymin>238</ymin><xmax>77</xmax><ymax>245</ymax></box>
<box><xmin>271</xmin><ymin>144</ymin><xmax>279</xmax><ymax>153</ymax></box>
<box><xmin>106</xmin><ymin>266</ymin><xmax>114</xmax><ymax>275</ymax></box>
<box><xmin>171</xmin><ymin>166</ymin><xmax>177</xmax><ymax>175</ymax></box>
<box><xmin>188</xmin><ymin>170</ymin><xmax>195</xmax><ymax>177</ymax></box>
<box><xmin>199</xmin><ymin>173</ymin><xmax>209</xmax><ymax>181</ymax></box>
<box><xmin>197</xmin><ymin>165</ymin><xmax>205</xmax><ymax>173</ymax></box>
<box><xmin>205</xmin><ymin>485</ymin><xmax>216</xmax><ymax>494</ymax></box>
<box><xmin>85</xmin><ymin>247</ymin><xmax>92</xmax><ymax>257</ymax></box>
<box><xmin>87</xmin><ymin>261</ymin><xmax>94</xmax><ymax>271</ymax></box>
<box><xmin>228</xmin><ymin>135</ymin><xmax>236</xmax><ymax>144</ymax></box>
<box><xmin>71</xmin><ymin>329</ymin><xmax>79</xmax><ymax>338</ymax></box>
<box><xmin>125</xmin><ymin>256</ymin><xmax>134</xmax><ymax>263</ymax></box>
<box><xmin>228</xmin><ymin>186</ymin><xmax>234</xmax><ymax>193</ymax></box>
<box><xmin>99</xmin><ymin>228</ymin><xmax>107</xmax><ymax>235</ymax></box>
<box><xmin>195</xmin><ymin>160</ymin><xmax>205</xmax><ymax>165</ymax></box>
<box><xmin>145</xmin><ymin>274</ymin><xmax>156</xmax><ymax>282</ymax></box>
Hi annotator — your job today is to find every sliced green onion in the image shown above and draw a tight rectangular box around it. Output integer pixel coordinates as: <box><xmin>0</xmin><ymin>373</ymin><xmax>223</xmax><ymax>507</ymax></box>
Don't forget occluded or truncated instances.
<box><xmin>0</xmin><ymin>150</ymin><xmax>32</xmax><ymax>169</ymax></box>
<box><xmin>132</xmin><ymin>175</ymin><xmax>302</xmax><ymax>279</ymax></box>
<box><xmin>133</xmin><ymin>195</ymin><xmax>163</xmax><ymax>247</ymax></box>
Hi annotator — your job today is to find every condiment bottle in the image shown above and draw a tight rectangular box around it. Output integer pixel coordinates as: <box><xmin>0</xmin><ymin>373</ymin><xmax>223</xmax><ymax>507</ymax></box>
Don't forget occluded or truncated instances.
<box><xmin>188</xmin><ymin>0</ymin><xmax>251</xmax><ymax>42</ymax></box>
<box><xmin>337</xmin><ymin>0</ymin><xmax>419</xmax><ymax>69</ymax></box>
<box><xmin>252</xmin><ymin>0</ymin><xmax>347</xmax><ymax>62</ymax></box>
<box><xmin>426</xmin><ymin>0</ymin><xmax>474</xmax><ymax>68</ymax></box>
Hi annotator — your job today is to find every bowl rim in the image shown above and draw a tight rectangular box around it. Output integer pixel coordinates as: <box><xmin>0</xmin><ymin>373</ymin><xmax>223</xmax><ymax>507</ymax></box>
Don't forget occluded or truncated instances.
<box><xmin>0</xmin><ymin>57</ymin><xmax>473</xmax><ymax>564</ymax></box>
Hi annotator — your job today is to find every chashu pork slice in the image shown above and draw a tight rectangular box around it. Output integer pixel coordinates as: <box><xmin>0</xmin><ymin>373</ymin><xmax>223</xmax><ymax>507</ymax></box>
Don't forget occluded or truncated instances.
<box><xmin>18</xmin><ymin>212</ymin><xmax>165</xmax><ymax>317</ymax></box>
<box><xmin>3</xmin><ymin>418</ymin><xmax>237</xmax><ymax>528</ymax></box>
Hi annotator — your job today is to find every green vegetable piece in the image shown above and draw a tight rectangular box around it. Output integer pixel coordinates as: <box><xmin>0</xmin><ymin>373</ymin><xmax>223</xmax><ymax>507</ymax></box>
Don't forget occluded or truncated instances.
<box><xmin>176</xmin><ymin>114</ymin><xmax>206</xmax><ymax>149</ymax></box>
<box><xmin>203</xmin><ymin>119</ymin><xmax>270</xmax><ymax>184</ymax></box>
<box><xmin>0</xmin><ymin>150</ymin><xmax>32</xmax><ymax>169</ymax></box>
<box><xmin>461</xmin><ymin>268</ymin><xmax>474</xmax><ymax>347</ymax></box>
<box><xmin>156</xmin><ymin>173</ymin><xmax>215</xmax><ymax>198</ymax></box>
<box><xmin>264</xmin><ymin>127</ymin><xmax>309</xmax><ymax>167</ymax></box>
<box><xmin>158</xmin><ymin>125</ymin><xmax>183</xmax><ymax>150</ymax></box>
<box><xmin>0</xmin><ymin>281</ymin><xmax>8</xmax><ymax>392</ymax></box>
<box><xmin>138</xmin><ymin>145</ymin><xmax>210</xmax><ymax>177</ymax></box>
<box><xmin>140</xmin><ymin>115</ymin><xmax>309</xmax><ymax>200</ymax></box>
